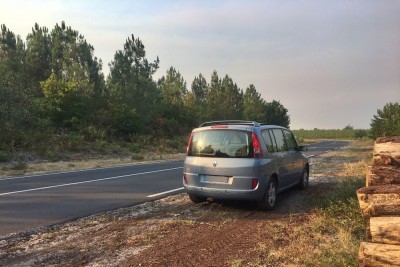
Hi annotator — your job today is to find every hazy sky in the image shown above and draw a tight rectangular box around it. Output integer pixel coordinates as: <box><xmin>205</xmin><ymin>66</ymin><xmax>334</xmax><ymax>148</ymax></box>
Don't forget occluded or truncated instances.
<box><xmin>2</xmin><ymin>0</ymin><xmax>399</xmax><ymax>129</ymax></box>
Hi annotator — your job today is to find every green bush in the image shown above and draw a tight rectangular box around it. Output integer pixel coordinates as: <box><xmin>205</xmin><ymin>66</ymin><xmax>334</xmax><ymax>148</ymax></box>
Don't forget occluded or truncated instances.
<box><xmin>292</xmin><ymin>128</ymin><xmax>370</xmax><ymax>140</ymax></box>
<box><xmin>0</xmin><ymin>151</ymin><xmax>9</xmax><ymax>162</ymax></box>
<box><xmin>83</xmin><ymin>125</ymin><xmax>106</xmax><ymax>141</ymax></box>
<box><xmin>90</xmin><ymin>140</ymin><xmax>110</xmax><ymax>154</ymax></box>
<box><xmin>129</xmin><ymin>143</ymin><xmax>141</xmax><ymax>153</ymax></box>
<box><xmin>58</xmin><ymin>132</ymin><xmax>86</xmax><ymax>151</ymax></box>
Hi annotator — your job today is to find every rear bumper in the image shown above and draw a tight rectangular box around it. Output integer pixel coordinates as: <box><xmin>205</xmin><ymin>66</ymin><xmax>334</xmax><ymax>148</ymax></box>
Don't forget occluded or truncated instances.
<box><xmin>184</xmin><ymin>185</ymin><xmax>264</xmax><ymax>201</ymax></box>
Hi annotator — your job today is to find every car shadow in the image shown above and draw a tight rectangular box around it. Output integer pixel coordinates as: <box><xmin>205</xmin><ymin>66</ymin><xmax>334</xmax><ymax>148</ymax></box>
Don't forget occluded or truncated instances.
<box><xmin>198</xmin><ymin>181</ymin><xmax>334</xmax><ymax>217</ymax></box>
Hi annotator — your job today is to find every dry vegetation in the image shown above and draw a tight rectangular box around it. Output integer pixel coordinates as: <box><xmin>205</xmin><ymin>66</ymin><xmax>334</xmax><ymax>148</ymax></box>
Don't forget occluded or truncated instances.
<box><xmin>0</xmin><ymin>141</ymin><xmax>372</xmax><ymax>266</ymax></box>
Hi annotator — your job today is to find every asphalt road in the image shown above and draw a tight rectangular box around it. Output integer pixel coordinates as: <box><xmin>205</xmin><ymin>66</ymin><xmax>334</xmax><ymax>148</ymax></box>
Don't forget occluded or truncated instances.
<box><xmin>304</xmin><ymin>140</ymin><xmax>349</xmax><ymax>158</ymax></box>
<box><xmin>0</xmin><ymin>140</ymin><xmax>349</xmax><ymax>237</ymax></box>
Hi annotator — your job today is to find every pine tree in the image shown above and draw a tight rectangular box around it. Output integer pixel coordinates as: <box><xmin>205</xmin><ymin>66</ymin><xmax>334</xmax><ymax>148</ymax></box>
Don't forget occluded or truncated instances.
<box><xmin>108</xmin><ymin>34</ymin><xmax>160</xmax><ymax>134</ymax></box>
<box><xmin>370</xmin><ymin>102</ymin><xmax>400</xmax><ymax>139</ymax></box>
<box><xmin>158</xmin><ymin>66</ymin><xmax>187</xmax><ymax>106</ymax></box>
<box><xmin>25</xmin><ymin>23</ymin><xmax>51</xmax><ymax>95</ymax></box>
<box><xmin>243</xmin><ymin>84</ymin><xmax>265</xmax><ymax>122</ymax></box>
<box><xmin>191</xmin><ymin>73</ymin><xmax>208</xmax><ymax>104</ymax></box>
<box><xmin>0</xmin><ymin>24</ymin><xmax>32</xmax><ymax>146</ymax></box>
<box><xmin>40</xmin><ymin>21</ymin><xmax>105</xmax><ymax>127</ymax></box>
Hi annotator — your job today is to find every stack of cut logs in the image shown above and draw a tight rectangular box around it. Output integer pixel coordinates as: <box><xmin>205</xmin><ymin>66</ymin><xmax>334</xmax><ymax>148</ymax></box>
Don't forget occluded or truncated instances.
<box><xmin>357</xmin><ymin>136</ymin><xmax>400</xmax><ymax>266</ymax></box>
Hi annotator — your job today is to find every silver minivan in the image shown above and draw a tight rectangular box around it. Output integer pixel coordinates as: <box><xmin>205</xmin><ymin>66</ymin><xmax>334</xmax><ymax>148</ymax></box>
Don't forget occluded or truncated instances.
<box><xmin>183</xmin><ymin>121</ymin><xmax>309</xmax><ymax>210</ymax></box>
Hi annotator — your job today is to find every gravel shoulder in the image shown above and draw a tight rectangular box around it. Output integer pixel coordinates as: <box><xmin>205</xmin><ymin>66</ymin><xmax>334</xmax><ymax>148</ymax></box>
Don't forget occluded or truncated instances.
<box><xmin>0</xmin><ymin>142</ymin><xmax>371</xmax><ymax>266</ymax></box>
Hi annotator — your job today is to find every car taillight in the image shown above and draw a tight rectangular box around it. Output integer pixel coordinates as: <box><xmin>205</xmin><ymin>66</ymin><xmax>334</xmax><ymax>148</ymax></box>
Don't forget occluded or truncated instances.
<box><xmin>251</xmin><ymin>178</ymin><xmax>258</xmax><ymax>189</ymax></box>
<box><xmin>183</xmin><ymin>173</ymin><xmax>188</xmax><ymax>185</ymax></box>
<box><xmin>186</xmin><ymin>132</ymin><xmax>194</xmax><ymax>156</ymax></box>
<box><xmin>211</xmin><ymin>125</ymin><xmax>229</xmax><ymax>129</ymax></box>
<box><xmin>252</xmin><ymin>132</ymin><xmax>263</xmax><ymax>158</ymax></box>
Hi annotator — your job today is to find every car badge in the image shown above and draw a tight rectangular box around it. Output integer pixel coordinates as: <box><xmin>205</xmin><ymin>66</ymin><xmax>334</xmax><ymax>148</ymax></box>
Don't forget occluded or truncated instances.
<box><xmin>212</xmin><ymin>161</ymin><xmax>218</xmax><ymax>167</ymax></box>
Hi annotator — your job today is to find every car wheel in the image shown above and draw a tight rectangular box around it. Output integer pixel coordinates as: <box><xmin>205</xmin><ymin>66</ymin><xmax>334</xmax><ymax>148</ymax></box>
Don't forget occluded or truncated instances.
<box><xmin>298</xmin><ymin>166</ymin><xmax>309</xmax><ymax>189</ymax></box>
<box><xmin>259</xmin><ymin>178</ymin><xmax>277</xmax><ymax>210</ymax></box>
<box><xmin>188</xmin><ymin>194</ymin><xmax>207</xmax><ymax>203</ymax></box>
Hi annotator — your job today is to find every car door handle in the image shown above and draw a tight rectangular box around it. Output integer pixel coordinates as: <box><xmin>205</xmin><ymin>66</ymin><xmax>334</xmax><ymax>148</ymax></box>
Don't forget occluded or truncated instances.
<box><xmin>292</xmin><ymin>160</ymin><xmax>296</xmax><ymax>164</ymax></box>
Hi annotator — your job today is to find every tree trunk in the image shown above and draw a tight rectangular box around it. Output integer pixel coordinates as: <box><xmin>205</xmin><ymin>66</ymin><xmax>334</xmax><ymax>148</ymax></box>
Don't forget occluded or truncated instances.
<box><xmin>370</xmin><ymin>217</ymin><xmax>400</xmax><ymax>245</ymax></box>
<box><xmin>359</xmin><ymin>242</ymin><xmax>400</xmax><ymax>267</ymax></box>
<box><xmin>366</xmin><ymin>165</ymin><xmax>400</xmax><ymax>186</ymax></box>
<box><xmin>357</xmin><ymin>185</ymin><xmax>400</xmax><ymax>218</ymax></box>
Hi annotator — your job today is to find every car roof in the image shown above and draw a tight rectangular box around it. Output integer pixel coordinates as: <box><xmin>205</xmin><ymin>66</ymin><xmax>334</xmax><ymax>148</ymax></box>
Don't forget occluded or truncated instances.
<box><xmin>195</xmin><ymin>121</ymin><xmax>288</xmax><ymax>131</ymax></box>
<box><xmin>199</xmin><ymin>120</ymin><xmax>260</xmax><ymax>127</ymax></box>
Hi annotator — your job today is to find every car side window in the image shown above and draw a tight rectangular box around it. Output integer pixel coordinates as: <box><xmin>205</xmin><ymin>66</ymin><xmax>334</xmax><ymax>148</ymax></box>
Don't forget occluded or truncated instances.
<box><xmin>271</xmin><ymin>129</ymin><xmax>287</xmax><ymax>152</ymax></box>
<box><xmin>261</xmin><ymin>130</ymin><xmax>277</xmax><ymax>153</ymax></box>
<box><xmin>283</xmin><ymin>130</ymin><xmax>298</xmax><ymax>151</ymax></box>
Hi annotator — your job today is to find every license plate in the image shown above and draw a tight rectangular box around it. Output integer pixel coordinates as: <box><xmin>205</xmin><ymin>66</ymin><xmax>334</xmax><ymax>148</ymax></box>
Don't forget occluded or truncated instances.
<box><xmin>200</xmin><ymin>175</ymin><xmax>228</xmax><ymax>183</ymax></box>
<box><xmin>200</xmin><ymin>175</ymin><xmax>207</xmax><ymax>182</ymax></box>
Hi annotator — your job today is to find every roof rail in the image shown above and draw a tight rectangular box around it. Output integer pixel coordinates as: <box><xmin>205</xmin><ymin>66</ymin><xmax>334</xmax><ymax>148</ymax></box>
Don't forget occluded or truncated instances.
<box><xmin>200</xmin><ymin>120</ymin><xmax>260</xmax><ymax>127</ymax></box>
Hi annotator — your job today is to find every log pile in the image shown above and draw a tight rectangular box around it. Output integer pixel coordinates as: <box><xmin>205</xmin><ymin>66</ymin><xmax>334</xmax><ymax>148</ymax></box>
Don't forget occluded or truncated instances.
<box><xmin>357</xmin><ymin>136</ymin><xmax>400</xmax><ymax>266</ymax></box>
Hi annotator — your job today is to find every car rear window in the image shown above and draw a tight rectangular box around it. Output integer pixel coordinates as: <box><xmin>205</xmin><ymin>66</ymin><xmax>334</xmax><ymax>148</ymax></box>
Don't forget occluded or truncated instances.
<box><xmin>187</xmin><ymin>130</ymin><xmax>252</xmax><ymax>158</ymax></box>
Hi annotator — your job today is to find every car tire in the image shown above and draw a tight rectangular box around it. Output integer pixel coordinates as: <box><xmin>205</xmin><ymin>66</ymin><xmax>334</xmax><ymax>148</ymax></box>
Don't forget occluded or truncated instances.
<box><xmin>188</xmin><ymin>194</ymin><xmax>207</xmax><ymax>203</ymax></box>
<box><xmin>259</xmin><ymin>178</ymin><xmax>277</xmax><ymax>211</ymax></box>
<box><xmin>297</xmin><ymin>166</ymin><xmax>309</xmax><ymax>190</ymax></box>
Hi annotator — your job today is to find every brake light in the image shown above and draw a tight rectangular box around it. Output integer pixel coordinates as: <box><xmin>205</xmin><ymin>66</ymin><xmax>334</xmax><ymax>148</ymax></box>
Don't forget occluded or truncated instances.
<box><xmin>183</xmin><ymin>173</ymin><xmax>188</xmax><ymax>184</ymax></box>
<box><xmin>251</xmin><ymin>179</ymin><xmax>259</xmax><ymax>189</ymax></box>
<box><xmin>211</xmin><ymin>125</ymin><xmax>229</xmax><ymax>129</ymax></box>
<box><xmin>252</xmin><ymin>132</ymin><xmax>263</xmax><ymax>158</ymax></box>
<box><xmin>186</xmin><ymin>132</ymin><xmax>194</xmax><ymax>156</ymax></box>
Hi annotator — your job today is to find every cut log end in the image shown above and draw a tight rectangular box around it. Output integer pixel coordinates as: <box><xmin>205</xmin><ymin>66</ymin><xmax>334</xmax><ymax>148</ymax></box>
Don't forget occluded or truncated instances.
<box><xmin>359</xmin><ymin>242</ymin><xmax>400</xmax><ymax>267</ymax></box>
<box><xmin>373</xmin><ymin>136</ymin><xmax>400</xmax><ymax>166</ymax></box>
<box><xmin>357</xmin><ymin>185</ymin><xmax>400</xmax><ymax>194</ymax></box>
<box><xmin>373</xmin><ymin>154</ymin><xmax>400</xmax><ymax>167</ymax></box>
<box><xmin>366</xmin><ymin>165</ymin><xmax>400</xmax><ymax>186</ymax></box>
<box><xmin>370</xmin><ymin>216</ymin><xmax>400</xmax><ymax>245</ymax></box>
<box><xmin>357</xmin><ymin>185</ymin><xmax>400</xmax><ymax>218</ymax></box>
<box><xmin>375</xmin><ymin>136</ymin><xmax>400</xmax><ymax>144</ymax></box>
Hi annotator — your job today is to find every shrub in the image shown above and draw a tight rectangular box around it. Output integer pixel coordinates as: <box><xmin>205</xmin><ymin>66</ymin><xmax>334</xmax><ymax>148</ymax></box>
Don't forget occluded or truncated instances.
<box><xmin>0</xmin><ymin>151</ymin><xmax>9</xmax><ymax>162</ymax></box>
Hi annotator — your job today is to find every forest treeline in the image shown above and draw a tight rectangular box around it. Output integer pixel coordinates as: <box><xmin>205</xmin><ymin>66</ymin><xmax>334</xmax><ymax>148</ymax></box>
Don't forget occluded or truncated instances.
<box><xmin>0</xmin><ymin>21</ymin><xmax>290</xmax><ymax>156</ymax></box>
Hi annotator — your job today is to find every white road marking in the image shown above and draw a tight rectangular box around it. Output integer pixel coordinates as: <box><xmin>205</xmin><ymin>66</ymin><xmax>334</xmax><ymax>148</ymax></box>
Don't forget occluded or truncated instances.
<box><xmin>0</xmin><ymin>160</ymin><xmax>184</xmax><ymax>181</ymax></box>
<box><xmin>147</xmin><ymin>187</ymin><xmax>184</xmax><ymax>198</ymax></box>
<box><xmin>0</xmin><ymin>167</ymin><xmax>183</xmax><ymax>197</ymax></box>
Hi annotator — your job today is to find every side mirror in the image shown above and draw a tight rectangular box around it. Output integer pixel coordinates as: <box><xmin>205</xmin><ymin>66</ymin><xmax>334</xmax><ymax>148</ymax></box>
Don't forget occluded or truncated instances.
<box><xmin>298</xmin><ymin>145</ymin><xmax>308</xmax><ymax>152</ymax></box>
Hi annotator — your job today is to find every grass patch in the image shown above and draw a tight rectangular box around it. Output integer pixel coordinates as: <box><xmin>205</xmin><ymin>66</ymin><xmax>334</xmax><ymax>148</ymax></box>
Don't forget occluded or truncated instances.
<box><xmin>313</xmin><ymin>178</ymin><xmax>365</xmax><ymax>209</ymax></box>
<box><xmin>11</xmin><ymin>162</ymin><xmax>28</xmax><ymax>171</ymax></box>
<box><xmin>131</xmin><ymin>154</ymin><xmax>144</xmax><ymax>161</ymax></box>
<box><xmin>300</xmin><ymin>143</ymin><xmax>369</xmax><ymax>266</ymax></box>
<box><xmin>340</xmin><ymin>161</ymin><xmax>368</xmax><ymax>177</ymax></box>
<box><xmin>303</xmin><ymin>178</ymin><xmax>366</xmax><ymax>266</ymax></box>
<box><xmin>236</xmin><ymin>141</ymin><xmax>371</xmax><ymax>267</ymax></box>
<box><xmin>246</xmin><ymin>179</ymin><xmax>367</xmax><ymax>267</ymax></box>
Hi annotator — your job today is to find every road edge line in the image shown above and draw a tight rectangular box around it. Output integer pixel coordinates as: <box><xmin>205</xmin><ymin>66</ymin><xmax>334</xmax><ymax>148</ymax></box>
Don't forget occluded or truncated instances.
<box><xmin>147</xmin><ymin>187</ymin><xmax>184</xmax><ymax>198</ymax></box>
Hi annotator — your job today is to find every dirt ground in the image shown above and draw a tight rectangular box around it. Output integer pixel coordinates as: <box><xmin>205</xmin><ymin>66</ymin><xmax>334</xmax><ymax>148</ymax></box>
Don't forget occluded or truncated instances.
<box><xmin>0</xmin><ymin>144</ymin><xmax>367</xmax><ymax>267</ymax></box>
